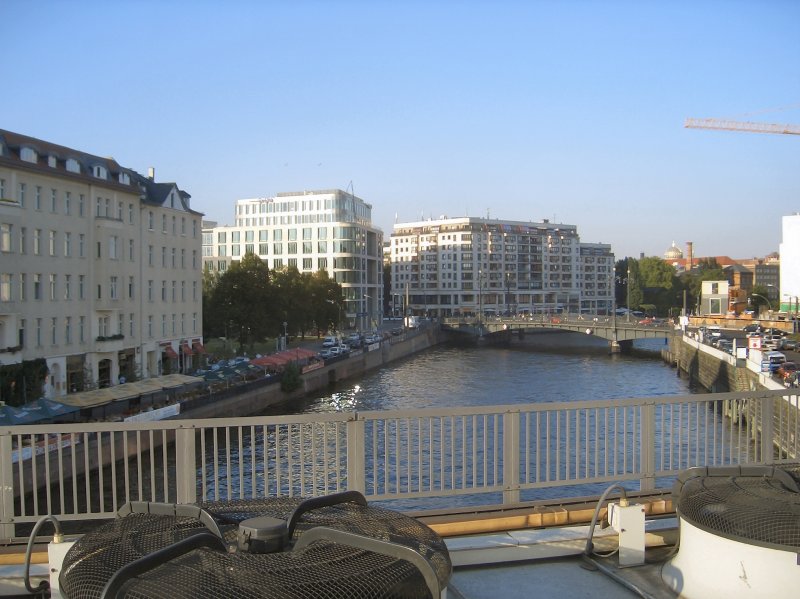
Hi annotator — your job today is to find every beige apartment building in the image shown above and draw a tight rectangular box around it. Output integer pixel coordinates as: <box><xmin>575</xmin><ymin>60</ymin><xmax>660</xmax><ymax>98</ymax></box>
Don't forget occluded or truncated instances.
<box><xmin>0</xmin><ymin>130</ymin><xmax>203</xmax><ymax>399</ymax></box>
<box><xmin>389</xmin><ymin>217</ymin><xmax>614</xmax><ymax>317</ymax></box>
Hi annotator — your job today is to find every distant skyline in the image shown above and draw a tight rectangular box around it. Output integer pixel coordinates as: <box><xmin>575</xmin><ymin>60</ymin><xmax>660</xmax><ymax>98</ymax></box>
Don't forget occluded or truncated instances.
<box><xmin>3</xmin><ymin>0</ymin><xmax>798</xmax><ymax>260</ymax></box>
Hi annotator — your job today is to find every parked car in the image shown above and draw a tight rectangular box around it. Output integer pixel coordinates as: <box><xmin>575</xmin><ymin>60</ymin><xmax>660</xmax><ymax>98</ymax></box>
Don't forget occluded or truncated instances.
<box><xmin>322</xmin><ymin>335</ymin><xmax>339</xmax><ymax>348</ymax></box>
<box><xmin>779</xmin><ymin>339</ymin><xmax>798</xmax><ymax>351</ymax></box>
<box><xmin>742</xmin><ymin>323</ymin><xmax>762</xmax><ymax>333</ymax></box>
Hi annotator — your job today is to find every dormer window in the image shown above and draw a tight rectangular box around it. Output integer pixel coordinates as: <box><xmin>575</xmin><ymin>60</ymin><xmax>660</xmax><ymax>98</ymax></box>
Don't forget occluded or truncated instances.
<box><xmin>66</xmin><ymin>158</ymin><xmax>80</xmax><ymax>173</ymax></box>
<box><xmin>119</xmin><ymin>172</ymin><xmax>130</xmax><ymax>185</ymax></box>
<box><xmin>48</xmin><ymin>155</ymin><xmax>57</xmax><ymax>168</ymax></box>
<box><xmin>92</xmin><ymin>165</ymin><xmax>107</xmax><ymax>179</ymax></box>
<box><xmin>20</xmin><ymin>147</ymin><xmax>37</xmax><ymax>163</ymax></box>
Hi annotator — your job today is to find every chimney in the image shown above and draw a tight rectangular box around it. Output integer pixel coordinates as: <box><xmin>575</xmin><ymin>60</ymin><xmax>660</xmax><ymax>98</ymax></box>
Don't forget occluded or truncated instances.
<box><xmin>148</xmin><ymin>167</ymin><xmax>155</xmax><ymax>180</ymax></box>
<box><xmin>686</xmin><ymin>242</ymin><xmax>694</xmax><ymax>270</ymax></box>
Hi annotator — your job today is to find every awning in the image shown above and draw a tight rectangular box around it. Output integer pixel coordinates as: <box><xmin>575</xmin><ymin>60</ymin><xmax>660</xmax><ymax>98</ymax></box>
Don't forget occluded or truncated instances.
<box><xmin>58</xmin><ymin>389</ymin><xmax>116</xmax><ymax>409</ymax></box>
<box><xmin>181</xmin><ymin>342</ymin><xmax>193</xmax><ymax>355</ymax></box>
<box><xmin>158</xmin><ymin>373</ymin><xmax>204</xmax><ymax>388</ymax></box>
<box><xmin>163</xmin><ymin>345</ymin><xmax>178</xmax><ymax>359</ymax></box>
<box><xmin>192</xmin><ymin>340</ymin><xmax>207</xmax><ymax>354</ymax></box>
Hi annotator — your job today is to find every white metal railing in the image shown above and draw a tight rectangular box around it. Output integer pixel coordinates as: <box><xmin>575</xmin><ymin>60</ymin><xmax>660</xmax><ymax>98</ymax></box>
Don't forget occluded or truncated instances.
<box><xmin>2</xmin><ymin>389</ymin><xmax>798</xmax><ymax>539</ymax></box>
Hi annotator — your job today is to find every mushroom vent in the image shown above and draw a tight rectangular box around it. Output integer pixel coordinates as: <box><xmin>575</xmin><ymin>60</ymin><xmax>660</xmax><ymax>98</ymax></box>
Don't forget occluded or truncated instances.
<box><xmin>58</xmin><ymin>491</ymin><xmax>452</xmax><ymax>599</ymax></box>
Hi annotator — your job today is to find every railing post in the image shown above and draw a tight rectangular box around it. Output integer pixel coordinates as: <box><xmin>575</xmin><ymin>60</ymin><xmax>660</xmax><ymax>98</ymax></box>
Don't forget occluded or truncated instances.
<box><xmin>503</xmin><ymin>411</ymin><xmax>520</xmax><ymax>505</ymax></box>
<box><xmin>175</xmin><ymin>426</ymin><xmax>197</xmax><ymax>504</ymax></box>
<box><xmin>346</xmin><ymin>416</ymin><xmax>366</xmax><ymax>496</ymax></box>
<box><xmin>0</xmin><ymin>431</ymin><xmax>15</xmax><ymax>540</ymax></box>
<box><xmin>759</xmin><ymin>394</ymin><xmax>775</xmax><ymax>464</ymax></box>
<box><xmin>640</xmin><ymin>402</ymin><xmax>656</xmax><ymax>491</ymax></box>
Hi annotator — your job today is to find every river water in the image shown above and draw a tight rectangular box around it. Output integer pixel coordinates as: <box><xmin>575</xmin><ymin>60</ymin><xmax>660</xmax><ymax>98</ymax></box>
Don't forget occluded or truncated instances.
<box><xmin>259</xmin><ymin>337</ymin><xmax>696</xmax><ymax>416</ymax></box>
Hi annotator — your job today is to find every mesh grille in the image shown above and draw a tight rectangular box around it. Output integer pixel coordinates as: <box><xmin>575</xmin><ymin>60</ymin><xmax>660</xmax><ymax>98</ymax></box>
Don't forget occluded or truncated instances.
<box><xmin>675</xmin><ymin>464</ymin><xmax>800</xmax><ymax>551</ymax></box>
<box><xmin>60</xmin><ymin>497</ymin><xmax>451</xmax><ymax>599</ymax></box>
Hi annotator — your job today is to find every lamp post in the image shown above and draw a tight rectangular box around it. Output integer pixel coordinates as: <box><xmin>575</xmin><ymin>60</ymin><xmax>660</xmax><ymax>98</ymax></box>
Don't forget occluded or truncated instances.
<box><xmin>750</xmin><ymin>293</ymin><xmax>771</xmax><ymax>315</ymax></box>
<box><xmin>478</xmin><ymin>269</ymin><xmax>484</xmax><ymax>326</ymax></box>
<box><xmin>626</xmin><ymin>264</ymin><xmax>631</xmax><ymax>322</ymax></box>
<box><xmin>505</xmin><ymin>272</ymin><xmax>511</xmax><ymax>317</ymax></box>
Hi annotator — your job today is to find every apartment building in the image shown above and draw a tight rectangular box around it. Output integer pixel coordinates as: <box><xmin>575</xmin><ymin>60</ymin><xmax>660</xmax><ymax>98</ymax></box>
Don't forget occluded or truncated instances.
<box><xmin>0</xmin><ymin>130</ymin><xmax>203</xmax><ymax>398</ymax></box>
<box><xmin>202</xmin><ymin>189</ymin><xmax>383</xmax><ymax>330</ymax></box>
<box><xmin>389</xmin><ymin>217</ymin><xmax>614</xmax><ymax>317</ymax></box>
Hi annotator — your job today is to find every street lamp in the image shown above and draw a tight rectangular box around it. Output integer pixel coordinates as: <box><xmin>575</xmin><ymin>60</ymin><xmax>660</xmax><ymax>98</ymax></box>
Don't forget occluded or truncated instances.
<box><xmin>749</xmin><ymin>293</ymin><xmax>771</xmax><ymax>315</ymax></box>
<box><xmin>478</xmin><ymin>269</ymin><xmax>484</xmax><ymax>325</ymax></box>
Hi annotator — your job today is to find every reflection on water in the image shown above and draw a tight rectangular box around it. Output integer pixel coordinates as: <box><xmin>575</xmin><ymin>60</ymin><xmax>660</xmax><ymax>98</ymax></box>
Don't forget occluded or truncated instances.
<box><xmin>259</xmin><ymin>339</ymin><xmax>694</xmax><ymax>416</ymax></box>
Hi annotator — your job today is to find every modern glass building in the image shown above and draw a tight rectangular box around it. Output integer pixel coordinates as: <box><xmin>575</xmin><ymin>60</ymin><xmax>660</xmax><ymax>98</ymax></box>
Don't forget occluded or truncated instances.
<box><xmin>202</xmin><ymin>189</ymin><xmax>384</xmax><ymax>331</ymax></box>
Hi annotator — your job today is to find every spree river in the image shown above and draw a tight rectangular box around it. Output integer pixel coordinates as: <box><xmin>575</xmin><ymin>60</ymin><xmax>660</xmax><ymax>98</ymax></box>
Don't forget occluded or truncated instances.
<box><xmin>259</xmin><ymin>337</ymin><xmax>697</xmax><ymax>416</ymax></box>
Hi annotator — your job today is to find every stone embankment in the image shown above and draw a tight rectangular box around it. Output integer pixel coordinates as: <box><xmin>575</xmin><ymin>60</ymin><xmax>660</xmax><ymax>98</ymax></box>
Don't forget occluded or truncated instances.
<box><xmin>182</xmin><ymin>326</ymin><xmax>445</xmax><ymax>419</ymax></box>
<box><xmin>662</xmin><ymin>332</ymin><xmax>772</xmax><ymax>392</ymax></box>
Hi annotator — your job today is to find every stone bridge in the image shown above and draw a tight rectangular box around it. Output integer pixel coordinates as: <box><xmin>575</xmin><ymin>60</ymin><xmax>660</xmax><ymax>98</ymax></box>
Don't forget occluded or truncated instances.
<box><xmin>440</xmin><ymin>315</ymin><xmax>677</xmax><ymax>352</ymax></box>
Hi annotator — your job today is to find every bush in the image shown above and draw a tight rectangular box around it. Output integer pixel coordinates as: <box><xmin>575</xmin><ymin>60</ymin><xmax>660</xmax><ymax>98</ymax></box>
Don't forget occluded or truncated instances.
<box><xmin>280</xmin><ymin>362</ymin><xmax>301</xmax><ymax>393</ymax></box>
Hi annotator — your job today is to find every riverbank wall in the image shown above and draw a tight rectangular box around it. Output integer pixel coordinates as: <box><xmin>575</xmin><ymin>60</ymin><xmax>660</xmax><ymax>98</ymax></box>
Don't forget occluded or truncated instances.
<box><xmin>663</xmin><ymin>333</ymin><xmax>763</xmax><ymax>392</ymax></box>
<box><xmin>181</xmin><ymin>326</ymin><xmax>445</xmax><ymax>419</ymax></box>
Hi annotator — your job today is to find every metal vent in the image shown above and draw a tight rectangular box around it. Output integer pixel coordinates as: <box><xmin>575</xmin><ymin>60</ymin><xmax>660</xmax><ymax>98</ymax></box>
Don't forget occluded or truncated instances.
<box><xmin>673</xmin><ymin>464</ymin><xmax>800</xmax><ymax>551</ymax></box>
<box><xmin>59</xmin><ymin>493</ymin><xmax>451</xmax><ymax>599</ymax></box>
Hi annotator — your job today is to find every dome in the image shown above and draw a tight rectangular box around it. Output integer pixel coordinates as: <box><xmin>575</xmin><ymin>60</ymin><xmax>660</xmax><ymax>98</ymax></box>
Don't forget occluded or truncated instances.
<box><xmin>664</xmin><ymin>241</ymin><xmax>683</xmax><ymax>260</ymax></box>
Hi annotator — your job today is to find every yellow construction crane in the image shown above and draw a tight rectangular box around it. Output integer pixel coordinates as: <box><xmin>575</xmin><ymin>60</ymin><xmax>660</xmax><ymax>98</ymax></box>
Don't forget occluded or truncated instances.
<box><xmin>684</xmin><ymin>117</ymin><xmax>800</xmax><ymax>135</ymax></box>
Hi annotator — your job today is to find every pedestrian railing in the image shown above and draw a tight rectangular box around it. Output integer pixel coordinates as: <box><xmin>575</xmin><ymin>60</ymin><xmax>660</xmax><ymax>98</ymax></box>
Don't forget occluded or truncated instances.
<box><xmin>1</xmin><ymin>389</ymin><xmax>797</xmax><ymax>539</ymax></box>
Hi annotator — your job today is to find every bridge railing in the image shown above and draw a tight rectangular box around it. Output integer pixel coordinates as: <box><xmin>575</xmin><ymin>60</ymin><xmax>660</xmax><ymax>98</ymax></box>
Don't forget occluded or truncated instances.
<box><xmin>2</xmin><ymin>389</ymin><xmax>797</xmax><ymax>539</ymax></box>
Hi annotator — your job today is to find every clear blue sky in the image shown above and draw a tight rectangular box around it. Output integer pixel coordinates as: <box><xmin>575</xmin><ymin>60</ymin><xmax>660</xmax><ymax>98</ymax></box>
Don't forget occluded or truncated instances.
<box><xmin>4</xmin><ymin>0</ymin><xmax>798</xmax><ymax>260</ymax></box>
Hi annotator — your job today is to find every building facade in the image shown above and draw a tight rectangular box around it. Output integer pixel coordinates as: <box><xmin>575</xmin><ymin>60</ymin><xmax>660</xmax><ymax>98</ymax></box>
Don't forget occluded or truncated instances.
<box><xmin>0</xmin><ymin>130</ymin><xmax>203</xmax><ymax>399</ymax></box>
<box><xmin>202</xmin><ymin>189</ymin><xmax>384</xmax><ymax>331</ymax></box>
<box><xmin>779</xmin><ymin>213</ymin><xmax>800</xmax><ymax>315</ymax></box>
<box><xmin>389</xmin><ymin>217</ymin><xmax>614</xmax><ymax>318</ymax></box>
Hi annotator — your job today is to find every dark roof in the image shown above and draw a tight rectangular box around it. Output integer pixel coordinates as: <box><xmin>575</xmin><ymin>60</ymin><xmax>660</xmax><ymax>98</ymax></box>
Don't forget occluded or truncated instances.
<box><xmin>0</xmin><ymin>128</ymin><xmax>201</xmax><ymax>216</ymax></box>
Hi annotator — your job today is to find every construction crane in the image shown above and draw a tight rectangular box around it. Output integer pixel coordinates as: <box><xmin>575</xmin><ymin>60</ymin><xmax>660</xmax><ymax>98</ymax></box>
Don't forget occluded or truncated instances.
<box><xmin>684</xmin><ymin>117</ymin><xmax>800</xmax><ymax>135</ymax></box>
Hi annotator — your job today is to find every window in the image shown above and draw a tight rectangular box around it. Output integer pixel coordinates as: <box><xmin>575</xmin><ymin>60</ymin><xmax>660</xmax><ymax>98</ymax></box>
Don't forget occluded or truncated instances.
<box><xmin>79</xmin><ymin>234</ymin><xmax>85</xmax><ymax>257</ymax></box>
<box><xmin>162</xmin><ymin>214</ymin><xmax>167</xmax><ymax>233</ymax></box>
<box><xmin>21</xmin><ymin>147</ymin><xmax>37</xmax><ymax>163</ymax></box>
<box><xmin>129</xmin><ymin>314</ymin><xmax>135</xmax><ymax>337</ymax></box>
<box><xmin>19</xmin><ymin>273</ymin><xmax>26</xmax><ymax>300</ymax></box>
<box><xmin>161</xmin><ymin>280</ymin><xmax>167</xmax><ymax>301</ymax></box>
<box><xmin>97</xmin><ymin>283</ymin><xmax>102</xmax><ymax>300</ymax></box>
<box><xmin>0</xmin><ymin>273</ymin><xmax>10</xmax><ymax>301</ymax></box>
<box><xmin>79</xmin><ymin>275</ymin><xmax>85</xmax><ymax>299</ymax></box>
<box><xmin>148</xmin><ymin>280</ymin><xmax>154</xmax><ymax>301</ymax></box>
<box><xmin>64</xmin><ymin>275</ymin><xmax>71</xmax><ymax>300</ymax></box>
<box><xmin>49</xmin><ymin>274</ymin><xmax>56</xmax><ymax>300</ymax></box>
<box><xmin>181</xmin><ymin>217</ymin><xmax>186</xmax><ymax>235</ymax></box>
<box><xmin>711</xmin><ymin>283</ymin><xmax>719</xmax><ymax>294</ymax></box>
<box><xmin>109</xmin><ymin>236</ymin><xmax>118</xmax><ymax>259</ymax></box>
<box><xmin>34</xmin><ymin>229</ymin><xmax>41</xmax><ymax>255</ymax></box>
<box><xmin>79</xmin><ymin>316</ymin><xmax>85</xmax><ymax>343</ymax></box>
<box><xmin>65</xmin><ymin>317</ymin><xmax>72</xmax><ymax>344</ymax></box>
<box><xmin>92</xmin><ymin>164</ymin><xmax>107</xmax><ymax>178</ymax></box>
<box><xmin>172</xmin><ymin>216</ymin><xmax>176</xmax><ymax>235</ymax></box>
<box><xmin>171</xmin><ymin>247</ymin><xmax>176</xmax><ymax>268</ymax></box>
<box><xmin>181</xmin><ymin>249</ymin><xmax>186</xmax><ymax>268</ymax></box>
<box><xmin>303</xmin><ymin>258</ymin><xmax>312</xmax><ymax>270</ymax></box>
<box><xmin>128</xmin><ymin>276</ymin><xmax>134</xmax><ymax>299</ymax></box>
<box><xmin>66</xmin><ymin>158</ymin><xmax>80</xmax><ymax>173</ymax></box>
<box><xmin>49</xmin><ymin>230</ymin><xmax>56</xmax><ymax>256</ymax></box>
<box><xmin>120</xmin><ymin>172</ymin><xmax>130</xmax><ymax>185</ymax></box>
<box><xmin>51</xmin><ymin>318</ymin><xmax>57</xmax><ymax>345</ymax></box>
<box><xmin>128</xmin><ymin>203</ymin><xmax>134</xmax><ymax>224</ymax></box>
<box><xmin>192</xmin><ymin>281</ymin><xmax>197</xmax><ymax>301</ymax></box>
<box><xmin>148</xmin><ymin>315</ymin><xmax>153</xmax><ymax>338</ymax></box>
<box><xmin>19</xmin><ymin>226</ymin><xmax>26</xmax><ymax>254</ymax></box>
<box><xmin>33</xmin><ymin>274</ymin><xmax>41</xmax><ymax>300</ymax></box>
<box><xmin>148</xmin><ymin>211</ymin><xmax>154</xmax><ymax>230</ymax></box>
<box><xmin>99</xmin><ymin>316</ymin><xmax>109</xmax><ymax>337</ymax></box>
<box><xmin>36</xmin><ymin>318</ymin><xmax>42</xmax><ymax>347</ymax></box>
<box><xmin>129</xmin><ymin>239</ymin><xmax>135</xmax><ymax>261</ymax></box>
<box><xmin>64</xmin><ymin>232</ymin><xmax>72</xmax><ymax>256</ymax></box>
<box><xmin>0</xmin><ymin>178</ymin><xmax>4</xmax><ymax>200</ymax></box>
<box><xmin>192</xmin><ymin>250</ymin><xmax>197</xmax><ymax>269</ymax></box>
<box><xmin>217</xmin><ymin>231</ymin><xmax>227</xmax><ymax>243</ymax></box>
<box><xmin>171</xmin><ymin>281</ymin><xmax>176</xmax><ymax>302</ymax></box>
<box><xmin>181</xmin><ymin>280</ymin><xmax>185</xmax><ymax>302</ymax></box>
<box><xmin>18</xmin><ymin>182</ymin><xmax>25</xmax><ymax>206</ymax></box>
<box><xmin>117</xmin><ymin>201</ymin><xmax>123</xmax><ymax>220</ymax></box>
<box><xmin>51</xmin><ymin>189</ymin><xmax>57</xmax><ymax>213</ymax></box>
<box><xmin>0</xmin><ymin>223</ymin><xmax>10</xmax><ymax>252</ymax></box>
<box><xmin>48</xmin><ymin>155</ymin><xmax>57</xmax><ymax>167</ymax></box>
<box><xmin>35</xmin><ymin>186</ymin><xmax>42</xmax><ymax>210</ymax></box>
<box><xmin>110</xmin><ymin>276</ymin><xmax>118</xmax><ymax>300</ymax></box>
<box><xmin>161</xmin><ymin>246</ymin><xmax>167</xmax><ymax>267</ymax></box>
<box><xmin>148</xmin><ymin>245</ymin><xmax>154</xmax><ymax>266</ymax></box>
<box><xmin>79</xmin><ymin>194</ymin><xmax>85</xmax><ymax>216</ymax></box>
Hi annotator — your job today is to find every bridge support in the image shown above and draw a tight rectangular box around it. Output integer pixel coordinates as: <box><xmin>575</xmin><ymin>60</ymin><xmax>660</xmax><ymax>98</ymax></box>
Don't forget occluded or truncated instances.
<box><xmin>610</xmin><ymin>340</ymin><xmax>621</xmax><ymax>354</ymax></box>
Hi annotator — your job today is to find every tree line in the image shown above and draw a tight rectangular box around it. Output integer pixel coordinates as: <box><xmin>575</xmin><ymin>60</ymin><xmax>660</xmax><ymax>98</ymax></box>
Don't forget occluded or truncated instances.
<box><xmin>203</xmin><ymin>253</ymin><xmax>345</xmax><ymax>350</ymax></box>
<box><xmin>615</xmin><ymin>257</ymin><xmax>771</xmax><ymax>317</ymax></box>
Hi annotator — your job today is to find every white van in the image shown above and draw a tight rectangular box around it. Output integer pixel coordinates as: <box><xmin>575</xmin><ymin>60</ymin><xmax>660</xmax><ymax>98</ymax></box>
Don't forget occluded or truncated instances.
<box><xmin>322</xmin><ymin>335</ymin><xmax>339</xmax><ymax>348</ymax></box>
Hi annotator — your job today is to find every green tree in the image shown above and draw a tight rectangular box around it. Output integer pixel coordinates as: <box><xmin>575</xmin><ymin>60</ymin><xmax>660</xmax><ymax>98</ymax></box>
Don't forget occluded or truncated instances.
<box><xmin>308</xmin><ymin>270</ymin><xmax>344</xmax><ymax>336</ymax></box>
<box><xmin>749</xmin><ymin>284</ymin><xmax>772</xmax><ymax>312</ymax></box>
<box><xmin>207</xmin><ymin>253</ymin><xmax>274</xmax><ymax>351</ymax></box>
